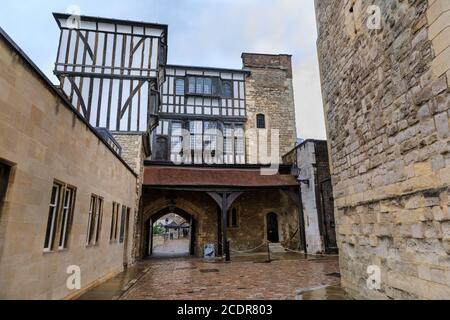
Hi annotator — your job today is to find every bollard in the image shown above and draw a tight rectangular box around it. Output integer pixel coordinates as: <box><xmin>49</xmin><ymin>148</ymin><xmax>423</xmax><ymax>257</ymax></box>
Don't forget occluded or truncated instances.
<box><xmin>267</xmin><ymin>242</ymin><xmax>271</xmax><ymax>263</ymax></box>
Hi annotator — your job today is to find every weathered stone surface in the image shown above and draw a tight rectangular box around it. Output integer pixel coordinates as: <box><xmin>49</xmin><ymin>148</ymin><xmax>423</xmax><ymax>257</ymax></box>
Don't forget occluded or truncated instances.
<box><xmin>242</xmin><ymin>53</ymin><xmax>297</xmax><ymax>162</ymax></box>
<box><xmin>315</xmin><ymin>0</ymin><xmax>450</xmax><ymax>299</ymax></box>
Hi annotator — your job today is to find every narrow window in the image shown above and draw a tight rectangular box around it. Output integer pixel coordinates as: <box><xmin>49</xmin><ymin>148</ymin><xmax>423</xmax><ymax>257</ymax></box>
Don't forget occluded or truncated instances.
<box><xmin>119</xmin><ymin>205</ymin><xmax>126</xmax><ymax>243</ymax></box>
<box><xmin>257</xmin><ymin>114</ymin><xmax>266</xmax><ymax>129</ymax></box>
<box><xmin>188</xmin><ymin>77</ymin><xmax>196</xmax><ymax>94</ymax></box>
<box><xmin>110</xmin><ymin>203</ymin><xmax>115</xmax><ymax>241</ymax></box>
<box><xmin>223</xmin><ymin>81</ymin><xmax>233</xmax><ymax>98</ymax></box>
<box><xmin>203</xmin><ymin>78</ymin><xmax>212</xmax><ymax>95</ymax></box>
<box><xmin>196</xmin><ymin>77</ymin><xmax>204</xmax><ymax>94</ymax></box>
<box><xmin>170</xmin><ymin>121</ymin><xmax>183</xmax><ymax>162</ymax></box>
<box><xmin>0</xmin><ymin>162</ymin><xmax>11</xmax><ymax>204</ymax></box>
<box><xmin>231</xmin><ymin>208</ymin><xmax>238</xmax><ymax>227</ymax></box>
<box><xmin>227</xmin><ymin>208</ymin><xmax>238</xmax><ymax>228</ymax></box>
<box><xmin>44</xmin><ymin>183</ymin><xmax>61</xmax><ymax>251</ymax></box>
<box><xmin>58</xmin><ymin>186</ymin><xmax>75</xmax><ymax>249</ymax></box>
<box><xmin>234</xmin><ymin>125</ymin><xmax>245</xmax><ymax>164</ymax></box>
<box><xmin>114</xmin><ymin>203</ymin><xmax>119</xmax><ymax>241</ymax></box>
<box><xmin>86</xmin><ymin>195</ymin><xmax>103</xmax><ymax>246</ymax></box>
<box><xmin>175</xmin><ymin>78</ymin><xmax>185</xmax><ymax>95</ymax></box>
<box><xmin>224</xmin><ymin>124</ymin><xmax>234</xmax><ymax>164</ymax></box>
<box><xmin>95</xmin><ymin>198</ymin><xmax>103</xmax><ymax>244</ymax></box>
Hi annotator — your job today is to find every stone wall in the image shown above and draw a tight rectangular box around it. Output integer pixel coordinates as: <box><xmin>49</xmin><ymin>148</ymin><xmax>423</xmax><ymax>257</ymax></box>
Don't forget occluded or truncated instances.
<box><xmin>142</xmin><ymin>189</ymin><xmax>300</xmax><ymax>257</ymax></box>
<box><xmin>0</xmin><ymin>34</ymin><xmax>138</xmax><ymax>299</ymax></box>
<box><xmin>297</xmin><ymin>141</ymin><xmax>325</xmax><ymax>254</ymax></box>
<box><xmin>242</xmin><ymin>53</ymin><xmax>297</xmax><ymax>163</ymax></box>
<box><xmin>315</xmin><ymin>0</ymin><xmax>450</xmax><ymax>299</ymax></box>
<box><xmin>112</xmin><ymin>133</ymin><xmax>145</xmax><ymax>265</ymax></box>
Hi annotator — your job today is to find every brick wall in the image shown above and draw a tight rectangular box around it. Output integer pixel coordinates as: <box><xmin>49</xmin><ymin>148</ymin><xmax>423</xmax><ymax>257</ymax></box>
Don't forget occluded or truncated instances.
<box><xmin>315</xmin><ymin>0</ymin><xmax>450</xmax><ymax>299</ymax></box>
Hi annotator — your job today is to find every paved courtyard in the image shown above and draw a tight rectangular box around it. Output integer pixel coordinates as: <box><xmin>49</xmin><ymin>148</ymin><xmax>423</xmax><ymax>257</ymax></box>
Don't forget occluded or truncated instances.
<box><xmin>153</xmin><ymin>239</ymin><xmax>190</xmax><ymax>257</ymax></box>
<box><xmin>79</xmin><ymin>254</ymin><xmax>346</xmax><ymax>300</ymax></box>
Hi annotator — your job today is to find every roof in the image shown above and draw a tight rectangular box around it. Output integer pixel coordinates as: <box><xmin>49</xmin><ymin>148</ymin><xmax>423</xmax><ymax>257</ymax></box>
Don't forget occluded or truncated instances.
<box><xmin>166</xmin><ymin>64</ymin><xmax>250</xmax><ymax>75</ymax></box>
<box><xmin>143</xmin><ymin>164</ymin><xmax>298</xmax><ymax>189</ymax></box>
<box><xmin>53</xmin><ymin>13</ymin><xmax>168</xmax><ymax>33</ymax></box>
<box><xmin>0</xmin><ymin>27</ymin><xmax>138</xmax><ymax>177</ymax></box>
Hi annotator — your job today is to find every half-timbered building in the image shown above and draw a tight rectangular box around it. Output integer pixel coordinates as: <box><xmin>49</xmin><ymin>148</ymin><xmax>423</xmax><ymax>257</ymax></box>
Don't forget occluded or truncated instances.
<box><xmin>0</xmin><ymin>12</ymin><xmax>304</xmax><ymax>299</ymax></box>
<box><xmin>51</xmin><ymin>13</ymin><xmax>302</xmax><ymax>263</ymax></box>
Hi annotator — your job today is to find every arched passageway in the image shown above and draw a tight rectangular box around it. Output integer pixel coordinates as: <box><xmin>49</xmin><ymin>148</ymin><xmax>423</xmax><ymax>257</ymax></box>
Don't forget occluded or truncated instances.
<box><xmin>143</xmin><ymin>207</ymin><xmax>197</xmax><ymax>258</ymax></box>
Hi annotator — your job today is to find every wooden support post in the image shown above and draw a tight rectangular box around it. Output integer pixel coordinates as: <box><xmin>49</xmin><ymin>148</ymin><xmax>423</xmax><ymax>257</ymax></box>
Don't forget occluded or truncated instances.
<box><xmin>222</xmin><ymin>193</ymin><xmax>230</xmax><ymax>261</ymax></box>
<box><xmin>207</xmin><ymin>191</ymin><xmax>243</xmax><ymax>262</ymax></box>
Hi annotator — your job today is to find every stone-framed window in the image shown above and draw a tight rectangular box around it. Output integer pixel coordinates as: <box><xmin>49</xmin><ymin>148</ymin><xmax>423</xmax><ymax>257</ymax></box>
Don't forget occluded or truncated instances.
<box><xmin>110</xmin><ymin>202</ymin><xmax>120</xmax><ymax>242</ymax></box>
<box><xmin>86</xmin><ymin>194</ymin><xmax>103</xmax><ymax>246</ymax></box>
<box><xmin>119</xmin><ymin>206</ymin><xmax>130</xmax><ymax>243</ymax></box>
<box><xmin>227</xmin><ymin>208</ymin><xmax>238</xmax><ymax>228</ymax></box>
<box><xmin>0</xmin><ymin>161</ymin><xmax>11</xmax><ymax>205</ymax></box>
<box><xmin>256</xmin><ymin>114</ymin><xmax>266</xmax><ymax>129</ymax></box>
<box><xmin>44</xmin><ymin>181</ymin><xmax>76</xmax><ymax>252</ymax></box>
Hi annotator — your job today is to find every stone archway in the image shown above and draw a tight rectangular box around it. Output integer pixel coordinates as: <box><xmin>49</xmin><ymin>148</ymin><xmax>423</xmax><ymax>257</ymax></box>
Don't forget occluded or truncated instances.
<box><xmin>143</xmin><ymin>207</ymin><xmax>197</xmax><ymax>257</ymax></box>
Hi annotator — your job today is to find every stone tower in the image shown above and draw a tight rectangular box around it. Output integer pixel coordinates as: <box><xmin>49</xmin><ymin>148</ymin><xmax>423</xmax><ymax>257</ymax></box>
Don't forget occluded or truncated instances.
<box><xmin>242</xmin><ymin>53</ymin><xmax>297</xmax><ymax>163</ymax></box>
<box><xmin>315</xmin><ymin>0</ymin><xmax>450</xmax><ymax>299</ymax></box>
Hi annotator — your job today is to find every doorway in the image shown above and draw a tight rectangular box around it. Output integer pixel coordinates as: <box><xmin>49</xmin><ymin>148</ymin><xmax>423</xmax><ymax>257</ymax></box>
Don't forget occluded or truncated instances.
<box><xmin>267</xmin><ymin>212</ymin><xmax>279</xmax><ymax>243</ymax></box>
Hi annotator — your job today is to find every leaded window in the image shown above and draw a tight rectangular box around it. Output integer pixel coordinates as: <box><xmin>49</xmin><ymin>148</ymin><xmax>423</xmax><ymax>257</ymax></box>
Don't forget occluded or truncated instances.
<box><xmin>175</xmin><ymin>79</ymin><xmax>185</xmax><ymax>95</ymax></box>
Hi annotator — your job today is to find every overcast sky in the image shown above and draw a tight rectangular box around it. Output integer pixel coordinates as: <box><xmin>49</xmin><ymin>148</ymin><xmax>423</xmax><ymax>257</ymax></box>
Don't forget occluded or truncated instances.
<box><xmin>0</xmin><ymin>0</ymin><xmax>326</xmax><ymax>139</ymax></box>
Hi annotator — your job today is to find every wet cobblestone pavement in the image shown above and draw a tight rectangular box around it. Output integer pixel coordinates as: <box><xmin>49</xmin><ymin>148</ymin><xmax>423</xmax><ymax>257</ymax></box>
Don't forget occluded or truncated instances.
<box><xmin>118</xmin><ymin>254</ymin><xmax>343</xmax><ymax>300</ymax></box>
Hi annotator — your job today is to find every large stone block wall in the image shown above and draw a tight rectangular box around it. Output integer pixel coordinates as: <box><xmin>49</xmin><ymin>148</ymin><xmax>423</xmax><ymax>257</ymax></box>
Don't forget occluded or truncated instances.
<box><xmin>143</xmin><ymin>190</ymin><xmax>300</xmax><ymax>256</ymax></box>
<box><xmin>0</xmin><ymin>36</ymin><xmax>137</xmax><ymax>299</ymax></box>
<box><xmin>315</xmin><ymin>0</ymin><xmax>450</xmax><ymax>299</ymax></box>
<box><xmin>242</xmin><ymin>53</ymin><xmax>297</xmax><ymax>163</ymax></box>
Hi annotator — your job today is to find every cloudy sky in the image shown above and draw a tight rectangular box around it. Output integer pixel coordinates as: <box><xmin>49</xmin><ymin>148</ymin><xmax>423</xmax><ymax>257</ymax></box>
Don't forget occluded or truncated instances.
<box><xmin>0</xmin><ymin>0</ymin><xmax>326</xmax><ymax>139</ymax></box>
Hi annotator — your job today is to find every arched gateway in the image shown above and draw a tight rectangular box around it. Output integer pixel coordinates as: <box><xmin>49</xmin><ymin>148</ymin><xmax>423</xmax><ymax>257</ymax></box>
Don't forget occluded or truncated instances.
<box><xmin>143</xmin><ymin>207</ymin><xmax>196</xmax><ymax>257</ymax></box>
<box><xmin>138</xmin><ymin>163</ymin><xmax>305</xmax><ymax>261</ymax></box>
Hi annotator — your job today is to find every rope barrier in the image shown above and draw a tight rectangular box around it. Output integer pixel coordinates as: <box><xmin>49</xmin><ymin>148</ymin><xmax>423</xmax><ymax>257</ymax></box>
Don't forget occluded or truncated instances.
<box><xmin>278</xmin><ymin>243</ymin><xmax>340</xmax><ymax>257</ymax></box>
<box><xmin>218</xmin><ymin>240</ymin><xmax>269</xmax><ymax>254</ymax></box>
<box><xmin>216</xmin><ymin>240</ymin><xmax>340</xmax><ymax>257</ymax></box>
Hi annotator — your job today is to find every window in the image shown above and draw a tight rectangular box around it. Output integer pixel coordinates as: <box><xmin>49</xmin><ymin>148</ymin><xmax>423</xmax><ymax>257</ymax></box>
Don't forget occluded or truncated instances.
<box><xmin>224</xmin><ymin>124</ymin><xmax>245</xmax><ymax>164</ymax></box>
<box><xmin>58</xmin><ymin>186</ymin><xmax>75</xmax><ymax>249</ymax></box>
<box><xmin>110</xmin><ymin>202</ymin><xmax>120</xmax><ymax>242</ymax></box>
<box><xmin>119</xmin><ymin>206</ymin><xmax>130</xmax><ymax>243</ymax></box>
<box><xmin>187</xmin><ymin>77</ymin><xmax>217</xmax><ymax>95</ymax></box>
<box><xmin>86</xmin><ymin>195</ymin><xmax>103</xmax><ymax>246</ymax></box>
<box><xmin>44</xmin><ymin>182</ymin><xmax>76</xmax><ymax>251</ymax></box>
<box><xmin>175</xmin><ymin>79</ymin><xmax>185</xmax><ymax>95</ymax></box>
<box><xmin>44</xmin><ymin>183</ymin><xmax>61</xmax><ymax>251</ymax></box>
<box><xmin>222</xmin><ymin>81</ymin><xmax>233</xmax><ymax>98</ymax></box>
<box><xmin>0</xmin><ymin>162</ymin><xmax>11</xmax><ymax>204</ymax></box>
<box><xmin>227</xmin><ymin>208</ymin><xmax>238</xmax><ymax>228</ymax></box>
<box><xmin>257</xmin><ymin>114</ymin><xmax>266</xmax><ymax>129</ymax></box>
<box><xmin>170</xmin><ymin>122</ymin><xmax>184</xmax><ymax>162</ymax></box>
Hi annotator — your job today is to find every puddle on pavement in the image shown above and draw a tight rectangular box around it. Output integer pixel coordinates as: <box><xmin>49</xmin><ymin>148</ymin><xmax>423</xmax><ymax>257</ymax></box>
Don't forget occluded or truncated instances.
<box><xmin>299</xmin><ymin>285</ymin><xmax>351</xmax><ymax>300</ymax></box>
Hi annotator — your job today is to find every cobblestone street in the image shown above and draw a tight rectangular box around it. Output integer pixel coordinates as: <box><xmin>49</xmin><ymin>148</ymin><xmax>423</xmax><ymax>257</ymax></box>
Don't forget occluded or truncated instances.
<box><xmin>125</xmin><ymin>255</ymin><xmax>342</xmax><ymax>300</ymax></box>
<box><xmin>80</xmin><ymin>254</ymin><xmax>344</xmax><ymax>300</ymax></box>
